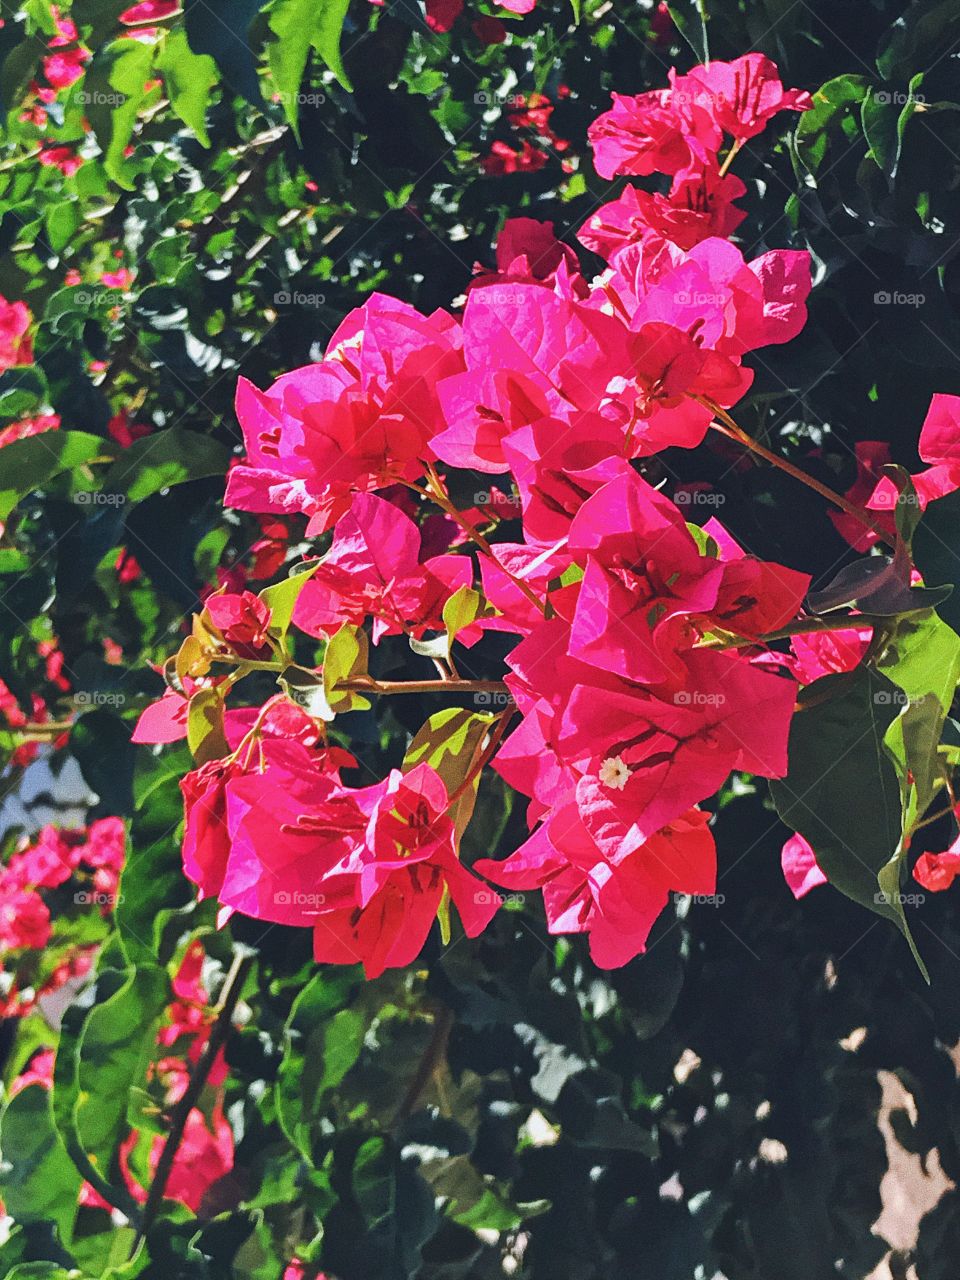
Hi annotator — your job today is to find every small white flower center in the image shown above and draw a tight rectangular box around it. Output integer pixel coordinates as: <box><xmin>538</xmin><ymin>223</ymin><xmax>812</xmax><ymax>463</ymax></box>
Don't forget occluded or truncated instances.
<box><xmin>598</xmin><ymin>755</ymin><xmax>630</xmax><ymax>791</ymax></box>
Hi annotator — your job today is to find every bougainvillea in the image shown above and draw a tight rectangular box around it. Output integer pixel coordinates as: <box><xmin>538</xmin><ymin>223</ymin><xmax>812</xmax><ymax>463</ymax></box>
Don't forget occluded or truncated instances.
<box><xmin>126</xmin><ymin>52</ymin><xmax>956</xmax><ymax>981</ymax></box>
<box><xmin>4</xmin><ymin>1</ymin><xmax>960</xmax><ymax>1274</ymax></box>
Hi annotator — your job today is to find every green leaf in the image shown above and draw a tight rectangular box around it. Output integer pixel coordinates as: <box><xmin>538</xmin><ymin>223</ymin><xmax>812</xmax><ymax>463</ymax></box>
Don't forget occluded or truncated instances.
<box><xmin>879</xmin><ymin>611</ymin><xmax>960</xmax><ymax>713</ymax></box>
<box><xmin>403</xmin><ymin>708</ymin><xmax>497</xmax><ymax>838</ymax></box>
<box><xmin>156</xmin><ymin>29</ymin><xmax>218</xmax><ymax>147</ymax></box>
<box><xmin>769</xmin><ymin>666</ymin><xmax>925</xmax><ymax>975</ymax></box>
<box><xmin>259</xmin><ymin>562</ymin><xmax>319</xmax><ymax>645</ymax></box>
<box><xmin>44</xmin><ymin>200</ymin><xmax>80</xmax><ymax>254</ymax></box>
<box><xmin>666</xmin><ymin>1</ymin><xmax>709</xmax><ymax>64</ymax></box>
<box><xmin>119</xmin><ymin>760</ymin><xmax>199</xmax><ymax>967</ymax></box>
<box><xmin>0</xmin><ymin>364</ymin><xmax>48</xmax><ymax>420</ymax></box>
<box><xmin>0</xmin><ymin>430</ymin><xmax>105</xmax><ymax>521</ymax></box>
<box><xmin>862</xmin><ymin>78</ymin><xmax>922</xmax><ymax>181</ymax></box>
<box><xmin>442</xmin><ymin>585</ymin><xmax>483</xmax><ymax>650</ymax></box>
<box><xmin>0</xmin><ymin>1084</ymin><xmax>82</xmax><ymax>1241</ymax></box>
<box><xmin>889</xmin><ymin>692</ymin><xmax>944</xmax><ymax>824</ymax></box>
<box><xmin>346</xmin><ymin>1137</ymin><xmax>437</xmax><ymax>1274</ymax></box>
<box><xmin>55</xmin><ymin>965</ymin><xmax>169</xmax><ymax>1186</ymax></box>
<box><xmin>911</xmin><ymin>489</ymin><xmax>960</xmax><ymax>634</ymax></box>
<box><xmin>6</xmin><ymin>1266</ymin><xmax>77</xmax><ymax>1280</ymax></box>
<box><xmin>795</xmin><ymin>74</ymin><xmax>870</xmax><ymax>175</ymax></box>
<box><xmin>100</xmin><ymin>427</ymin><xmax>231</xmax><ymax>501</ymax></box>
<box><xmin>72</xmin><ymin>0</ymin><xmax>135</xmax><ymax>46</ymax></box>
<box><xmin>84</xmin><ymin>37</ymin><xmax>157</xmax><ymax>189</ymax></box>
<box><xmin>0</xmin><ymin>34</ymin><xmax>45</xmax><ymax>114</ymax></box>
<box><xmin>311</xmin><ymin>0</ymin><xmax>353</xmax><ymax>91</ymax></box>
<box><xmin>187</xmin><ymin>685</ymin><xmax>229</xmax><ymax>764</ymax></box>
<box><xmin>184</xmin><ymin>0</ymin><xmax>264</xmax><ymax>105</ymax></box>
<box><xmin>276</xmin><ymin>969</ymin><xmax>365</xmax><ymax>1164</ymax></box>
<box><xmin>322</xmin><ymin>624</ymin><xmax>372</xmax><ymax>714</ymax></box>
<box><xmin>71</xmin><ymin>709</ymin><xmax>136</xmax><ymax>817</ymax></box>
<box><xmin>266</xmin><ymin>0</ymin><xmax>316</xmax><ymax>137</ymax></box>
<box><xmin>279</xmin><ymin>663</ymin><xmax>336</xmax><ymax>722</ymax></box>
<box><xmin>421</xmin><ymin>1154</ymin><xmax>535</xmax><ymax>1231</ymax></box>
<box><xmin>877</xmin><ymin>0</ymin><xmax>960</xmax><ymax>79</ymax></box>
<box><xmin>880</xmin><ymin>612</ymin><xmax>960</xmax><ymax>825</ymax></box>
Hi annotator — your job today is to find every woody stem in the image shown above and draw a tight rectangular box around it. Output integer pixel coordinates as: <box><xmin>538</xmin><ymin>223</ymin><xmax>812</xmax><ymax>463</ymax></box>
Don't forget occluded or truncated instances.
<box><xmin>698</xmin><ymin>397</ymin><xmax>886</xmax><ymax>537</ymax></box>
<box><xmin>337</xmin><ymin>676</ymin><xmax>509</xmax><ymax>696</ymax></box>
<box><xmin>421</xmin><ymin>463</ymin><xmax>549</xmax><ymax>617</ymax></box>
<box><xmin>717</xmin><ymin>136</ymin><xmax>741</xmax><ymax>177</ymax></box>
<box><xmin>217</xmin><ymin>656</ymin><xmax>509</xmax><ymax>696</ymax></box>
<box><xmin>446</xmin><ymin>709</ymin><xmax>515</xmax><ymax>809</ymax></box>
<box><xmin>133</xmin><ymin>950</ymin><xmax>252</xmax><ymax>1254</ymax></box>
<box><xmin>698</xmin><ymin>613</ymin><xmax>876</xmax><ymax>651</ymax></box>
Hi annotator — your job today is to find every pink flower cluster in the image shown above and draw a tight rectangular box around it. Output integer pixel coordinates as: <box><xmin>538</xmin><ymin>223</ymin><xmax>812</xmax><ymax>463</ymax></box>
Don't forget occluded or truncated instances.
<box><xmin>583</xmin><ymin>53</ymin><xmax>811</xmax><ymax>258</ymax></box>
<box><xmin>0</xmin><ymin>819</ymin><xmax>125</xmax><ymax>1016</ymax></box>
<box><xmin>135</xmin><ymin>56</ymin><xmax>858</xmax><ymax>973</ymax></box>
<box><xmin>831</xmin><ymin>394</ymin><xmax>960</xmax><ymax>548</ymax></box>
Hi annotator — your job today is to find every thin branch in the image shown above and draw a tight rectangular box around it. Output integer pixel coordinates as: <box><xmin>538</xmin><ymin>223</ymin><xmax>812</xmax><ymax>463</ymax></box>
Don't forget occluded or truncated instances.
<box><xmin>132</xmin><ymin>951</ymin><xmax>253</xmax><ymax>1254</ymax></box>
<box><xmin>698</xmin><ymin>397</ymin><xmax>888</xmax><ymax>538</ymax></box>
<box><xmin>392</xmin><ymin>1005</ymin><xmax>455</xmax><ymax>1128</ymax></box>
